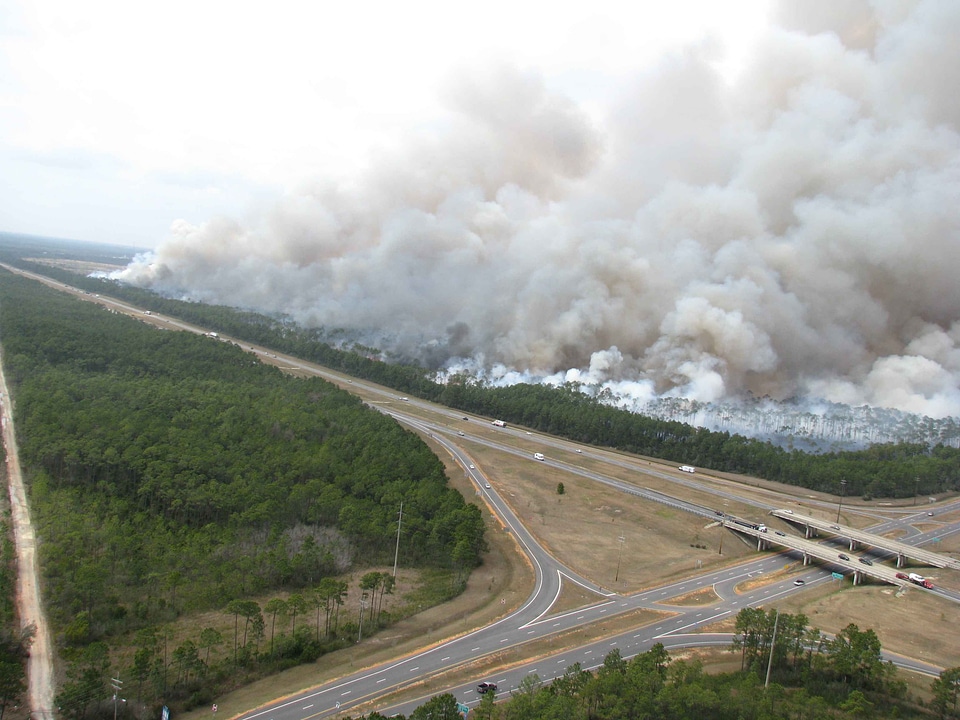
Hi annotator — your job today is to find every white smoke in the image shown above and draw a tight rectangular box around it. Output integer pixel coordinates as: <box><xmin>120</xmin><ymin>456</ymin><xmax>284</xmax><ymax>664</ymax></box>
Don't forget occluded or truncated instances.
<box><xmin>115</xmin><ymin>1</ymin><xmax>960</xmax><ymax>419</ymax></box>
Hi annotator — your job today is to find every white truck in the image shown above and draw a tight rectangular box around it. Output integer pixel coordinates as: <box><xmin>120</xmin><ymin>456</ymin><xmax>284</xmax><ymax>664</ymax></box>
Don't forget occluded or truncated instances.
<box><xmin>908</xmin><ymin>573</ymin><xmax>934</xmax><ymax>588</ymax></box>
<box><xmin>533</xmin><ymin>452</ymin><xmax>545</xmax><ymax>461</ymax></box>
<box><xmin>491</xmin><ymin>420</ymin><xmax>506</xmax><ymax>427</ymax></box>
<box><xmin>678</xmin><ymin>465</ymin><xmax>696</xmax><ymax>473</ymax></box>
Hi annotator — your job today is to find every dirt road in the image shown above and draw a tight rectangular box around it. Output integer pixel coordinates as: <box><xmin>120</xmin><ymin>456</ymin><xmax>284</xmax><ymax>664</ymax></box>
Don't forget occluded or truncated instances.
<box><xmin>0</xmin><ymin>350</ymin><xmax>55</xmax><ymax>719</ymax></box>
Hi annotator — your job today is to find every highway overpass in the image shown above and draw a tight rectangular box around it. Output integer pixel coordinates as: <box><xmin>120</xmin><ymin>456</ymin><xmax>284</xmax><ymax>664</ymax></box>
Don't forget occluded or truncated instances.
<box><xmin>770</xmin><ymin>509</ymin><xmax>960</xmax><ymax>571</ymax></box>
<box><xmin>723</xmin><ymin>516</ymin><xmax>926</xmax><ymax>588</ymax></box>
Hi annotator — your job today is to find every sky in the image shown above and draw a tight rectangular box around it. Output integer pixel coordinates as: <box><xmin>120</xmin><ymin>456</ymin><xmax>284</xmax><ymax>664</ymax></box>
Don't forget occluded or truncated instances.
<box><xmin>4</xmin><ymin>1</ymin><xmax>960</xmax><ymax>420</ymax></box>
<box><xmin>0</xmin><ymin>0</ymin><xmax>768</xmax><ymax>247</ymax></box>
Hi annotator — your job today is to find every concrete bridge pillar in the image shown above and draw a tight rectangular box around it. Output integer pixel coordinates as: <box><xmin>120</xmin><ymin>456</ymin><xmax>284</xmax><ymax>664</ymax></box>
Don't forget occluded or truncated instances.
<box><xmin>897</xmin><ymin>553</ymin><xmax>905</xmax><ymax>568</ymax></box>
<box><xmin>805</xmin><ymin>524</ymin><xmax>812</xmax><ymax>539</ymax></box>
<box><xmin>803</xmin><ymin>553</ymin><xmax>809</xmax><ymax>566</ymax></box>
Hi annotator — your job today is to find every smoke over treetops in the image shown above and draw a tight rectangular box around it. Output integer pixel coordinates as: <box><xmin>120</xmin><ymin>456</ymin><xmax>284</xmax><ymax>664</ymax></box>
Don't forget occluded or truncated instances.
<box><xmin>115</xmin><ymin>1</ymin><xmax>960</xmax><ymax>420</ymax></box>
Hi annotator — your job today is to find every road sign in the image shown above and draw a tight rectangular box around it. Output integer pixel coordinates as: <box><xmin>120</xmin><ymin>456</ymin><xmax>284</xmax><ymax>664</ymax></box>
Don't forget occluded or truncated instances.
<box><xmin>832</xmin><ymin>572</ymin><xmax>844</xmax><ymax>580</ymax></box>
<box><xmin>457</xmin><ymin>702</ymin><xmax>470</xmax><ymax>717</ymax></box>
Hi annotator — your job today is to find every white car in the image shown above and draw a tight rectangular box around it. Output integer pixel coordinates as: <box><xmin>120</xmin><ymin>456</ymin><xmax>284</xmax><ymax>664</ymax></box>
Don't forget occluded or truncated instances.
<box><xmin>485</xmin><ymin>483</ymin><xmax>491</xmax><ymax>489</ymax></box>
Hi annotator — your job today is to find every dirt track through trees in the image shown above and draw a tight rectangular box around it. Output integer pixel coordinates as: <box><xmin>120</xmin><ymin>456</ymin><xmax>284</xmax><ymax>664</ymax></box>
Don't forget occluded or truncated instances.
<box><xmin>0</xmin><ymin>348</ymin><xmax>55</xmax><ymax>719</ymax></box>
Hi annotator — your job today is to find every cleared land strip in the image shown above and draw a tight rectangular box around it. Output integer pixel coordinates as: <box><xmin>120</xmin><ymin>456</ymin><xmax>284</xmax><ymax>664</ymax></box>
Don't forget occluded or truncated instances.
<box><xmin>0</xmin><ymin>347</ymin><xmax>55</xmax><ymax>720</ymax></box>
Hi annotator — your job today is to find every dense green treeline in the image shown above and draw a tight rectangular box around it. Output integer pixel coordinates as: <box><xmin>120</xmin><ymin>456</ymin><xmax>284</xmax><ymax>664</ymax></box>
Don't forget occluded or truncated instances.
<box><xmin>8</xmin><ymin>257</ymin><xmax>960</xmax><ymax>501</ymax></box>
<box><xmin>0</xmin><ymin>271</ymin><xmax>484</xmax><ymax>672</ymax></box>
<box><xmin>357</xmin><ymin>611</ymin><xmax>960</xmax><ymax>719</ymax></box>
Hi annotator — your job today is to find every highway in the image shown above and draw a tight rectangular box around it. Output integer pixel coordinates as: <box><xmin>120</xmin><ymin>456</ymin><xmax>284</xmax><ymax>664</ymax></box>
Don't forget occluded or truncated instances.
<box><xmin>5</xmin><ymin>265</ymin><xmax>959</xmax><ymax>718</ymax></box>
<box><xmin>224</xmin><ymin>364</ymin><xmax>960</xmax><ymax>717</ymax></box>
<box><xmin>771</xmin><ymin>509</ymin><xmax>960</xmax><ymax>570</ymax></box>
<box><xmin>724</xmin><ymin>517</ymin><xmax>929</xmax><ymax>588</ymax></box>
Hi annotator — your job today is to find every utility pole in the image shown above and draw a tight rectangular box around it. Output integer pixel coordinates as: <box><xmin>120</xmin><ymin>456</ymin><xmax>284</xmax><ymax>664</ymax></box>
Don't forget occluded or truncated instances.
<box><xmin>614</xmin><ymin>535</ymin><xmax>625</xmax><ymax>583</ymax></box>
<box><xmin>112</xmin><ymin>676</ymin><xmax>123</xmax><ymax>720</ymax></box>
<box><xmin>393</xmin><ymin>502</ymin><xmax>403</xmax><ymax>577</ymax></box>
<box><xmin>764</xmin><ymin>609</ymin><xmax>780</xmax><ymax>689</ymax></box>
<box><xmin>358</xmin><ymin>592</ymin><xmax>368</xmax><ymax>643</ymax></box>
<box><xmin>836</xmin><ymin>479</ymin><xmax>847</xmax><ymax>523</ymax></box>
<box><xmin>914</xmin><ymin>476</ymin><xmax>919</xmax><ymax>506</ymax></box>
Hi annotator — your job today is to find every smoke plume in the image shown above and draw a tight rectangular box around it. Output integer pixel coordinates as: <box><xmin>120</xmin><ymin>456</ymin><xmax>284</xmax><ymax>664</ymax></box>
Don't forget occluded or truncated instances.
<box><xmin>115</xmin><ymin>1</ymin><xmax>960</xmax><ymax>419</ymax></box>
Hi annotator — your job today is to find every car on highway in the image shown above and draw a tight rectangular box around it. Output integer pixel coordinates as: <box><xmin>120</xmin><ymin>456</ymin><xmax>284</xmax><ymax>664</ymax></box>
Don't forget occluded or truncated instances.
<box><xmin>775</xmin><ymin>531</ymin><xmax>785</xmax><ymax>536</ymax></box>
<box><xmin>477</xmin><ymin>682</ymin><xmax>497</xmax><ymax>694</ymax></box>
<box><xmin>793</xmin><ymin>579</ymin><xmax>805</xmax><ymax>586</ymax></box>
<box><xmin>927</xmin><ymin>511</ymin><xmax>934</xmax><ymax>516</ymax></box>
<box><xmin>896</xmin><ymin>572</ymin><xmax>908</xmax><ymax>580</ymax></box>
<box><xmin>458</xmin><ymin>431</ymin><xmax>465</xmax><ymax>436</ymax></box>
<box><xmin>838</xmin><ymin>554</ymin><xmax>850</xmax><ymax>561</ymax></box>
<box><xmin>830</xmin><ymin>525</ymin><xmax>840</xmax><ymax>530</ymax></box>
<box><xmin>469</xmin><ymin>464</ymin><xmax>475</xmax><ymax>469</ymax></box>
<box><xmin>858</xmin><ymin>557</ymin><xmax>873</xmax><ymax>565</ymax></box>
<box><xmin>784</xmin><ymin>510</ymin><xmax>793</xmax><ymax>514</ymax></box>
<box><xmin>485</xmin><ymin>483</ymin><xmax>491</xmax><ymax>489</ymax></box>
<box><xmin>533</xmin><ymin>452</ymin><xmax>545</xmax><ymax>461</ymax></box>
<box><xmin>575</xmin><ymin>449</ymin><xmax>582</xmax><ymax>453</ymax></box>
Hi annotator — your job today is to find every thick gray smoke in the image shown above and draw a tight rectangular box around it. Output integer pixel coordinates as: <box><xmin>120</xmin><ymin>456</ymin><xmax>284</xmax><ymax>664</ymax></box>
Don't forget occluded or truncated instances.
<box><xmin>115</xmin><ymin>1</ymin><xmax>960</xmax><ymax>419</ymax></box>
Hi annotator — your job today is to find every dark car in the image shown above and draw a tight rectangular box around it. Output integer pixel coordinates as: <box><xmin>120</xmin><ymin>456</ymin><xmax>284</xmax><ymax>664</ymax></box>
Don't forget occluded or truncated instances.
<box><xmin>858</xmin><ymin>557</ymin><xmax>873</xmax><ymax>565</ymax></box>
<box><xmin>838</xmin><ymin>554</ymin><xmax>850</xmax><ymax>561</ymax></box>
<box><xmin>477</xmin><ymin>682</ymin><xmax>498</xmax><ymax>694</ymax></box>
<box><xmin>775</xmin><ymin>531</ymin><xmax>785</xmax><ymax>536</ymax></box>
<box><xmin>896</xmin><ymin>572</ymin><xmax>908</xmax><ymax>580</ymax></box>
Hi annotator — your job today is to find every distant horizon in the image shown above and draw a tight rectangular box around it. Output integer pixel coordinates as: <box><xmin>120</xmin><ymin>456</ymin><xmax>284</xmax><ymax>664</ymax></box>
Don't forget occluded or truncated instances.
<box><xmin>0</xmin><ymin>229</ymin><xmax>149</xmax><ymax>254</ymax></box>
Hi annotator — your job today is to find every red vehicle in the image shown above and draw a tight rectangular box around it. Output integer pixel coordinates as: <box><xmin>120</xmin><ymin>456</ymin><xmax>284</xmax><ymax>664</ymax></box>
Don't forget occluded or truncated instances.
<box><xmin>907</xmin><ymin>572</ymin><xmax>934</xmax><ymax>589</ymax></box>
